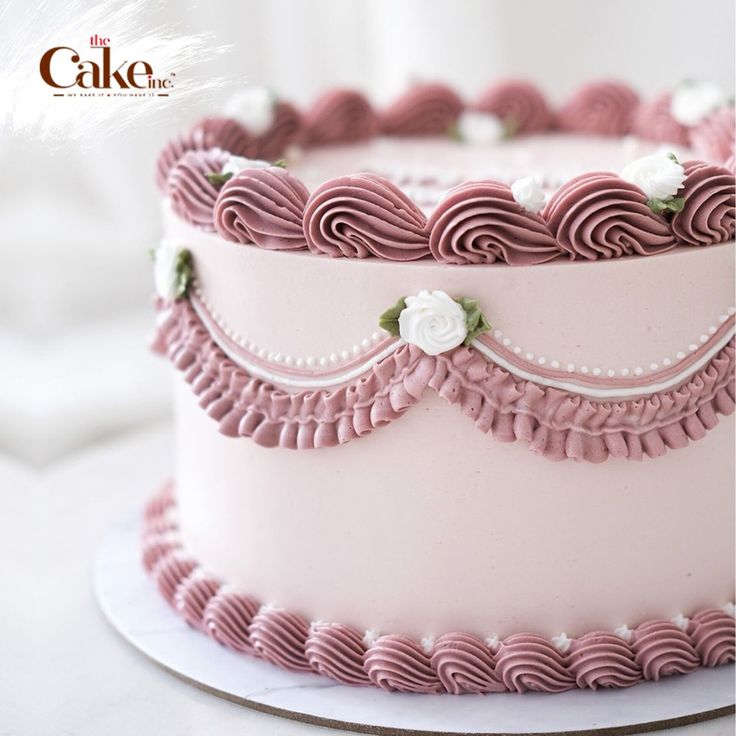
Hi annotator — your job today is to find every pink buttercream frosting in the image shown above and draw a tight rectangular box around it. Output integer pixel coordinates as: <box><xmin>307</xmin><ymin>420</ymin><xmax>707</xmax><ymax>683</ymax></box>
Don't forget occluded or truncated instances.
<box><xmin>543</xmin><ymin>172</ymin><xmax>677</xmax><ymax>260</ymax></box>
<box><xmin>303</xmin><ymin>89</ymin><xmax>378</xmax><ymax>145</ymax></box>
<box><xmin>690</xmin><ymin>106</ymin><xmax>736</xmax><ymax>164</ymax></box>
<box><xmin>630</xmin><ymin>620</ymin><xmax>701</xmax><ymax>680</ymax></box>
<box><xmin>557</xmin><ymin>81</ymin><xmax>639</xmax><ymax>136</ymax></box>
<box><xmin>632</xmin><ymin>93</ymin><xmax>690</xmax><ymax>146</ymax></box>
<box><xmin>671</xmin><ymin>161</ymin><xmax>736</xmax><ymax>247</ymax></box>
<box><xmin>302</xmin><ymin>173</ymin><xmax>430</xmax><ymax>260</ymax></box>
<box><xmin>214</xmin><ymin>167</ymin><xmax>310</xmax><ymax>250</ymax></box>
<box><xmin>189</xmin><ymin>117</ymin><xmax>256</xmax><ymax>158</ymax></box>
<box><xmin>141</xmin><ymin>488</ymin><xmax>736</xmax><ymax>695</ymax></box>
<box><xmin>689</xmin><ymin>609</ymin><xmax>736</xmax><ymax>667</ymax></box>
<box><xmin>364</xmin><ymin>635</ymin><xmax>443</xmax><ymax>693</ymax></box>
<box><xmin>430</xmin><ymin>633</ymin><xmax>505</xmax><ymax>693</ymax></box>
<box><xmin>380</xmin><ymin>83</ymin><xmax>463</xmax><ymax>137</ymax></box>
<box><xmin>493</xmin><ymin>633</ymin><xmax>575</xmax><ymax>693</ymax></box>
<box><xmin>474</xmin><ymin>80</ymin><xmax>551</xmax><ymax>134</ymax></box>
<box><xmin>567</xmin><ymin>632</ymin><xmax>642</xmax><ymax>689</ymax></box>
<box><xmin>427</xmin><ymin>180</ymin><xmax>562</xmax><ymax>265</ymax></box>
<box><xmin>167</xmin><ymin>148</ymin><xmax>230</xmax><ymax>231</ymax></box>
<box><xmin>254</xmin><ymin>101</ymin><xmax>303</xmax><ymax>160</ymax></box>
<box><xmin>154</xmin><ymin>300</ymin><xmax>735</xmax><ymax>463</ymax></box>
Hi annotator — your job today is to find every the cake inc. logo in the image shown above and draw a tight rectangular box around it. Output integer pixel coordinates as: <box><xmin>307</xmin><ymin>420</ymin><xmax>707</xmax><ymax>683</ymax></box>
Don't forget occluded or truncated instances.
<box><xmin>39</xmin><ymin>35</ymin><xmax>175</xmax><ymax>97</ymax></box>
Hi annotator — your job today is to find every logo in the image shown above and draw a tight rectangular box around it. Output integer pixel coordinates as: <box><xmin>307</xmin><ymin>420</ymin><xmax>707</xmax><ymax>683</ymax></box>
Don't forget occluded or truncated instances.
<box><xmin>39</xmin><ymin>35</ymin><xmax>176</xmax><ymax>97</ymax></box>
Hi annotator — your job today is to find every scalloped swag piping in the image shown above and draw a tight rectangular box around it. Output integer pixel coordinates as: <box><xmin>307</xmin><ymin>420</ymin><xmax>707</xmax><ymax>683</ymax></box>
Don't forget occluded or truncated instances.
<box><xmin>154</xmin><ymin>300</ymin><xmax>735</xmax><ymax>463</ymax></box>
<box><xmin>142</xmin><ymin>485</ymin><xmax>736</xmax><ymax>695</ymax></box>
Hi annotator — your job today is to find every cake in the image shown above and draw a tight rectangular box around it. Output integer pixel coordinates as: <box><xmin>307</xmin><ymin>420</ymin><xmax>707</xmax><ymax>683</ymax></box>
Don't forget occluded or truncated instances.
<box><xmin>144</xmin><ymin>79</ymin><xmax>736</xmax><ymax>695</ymax></box>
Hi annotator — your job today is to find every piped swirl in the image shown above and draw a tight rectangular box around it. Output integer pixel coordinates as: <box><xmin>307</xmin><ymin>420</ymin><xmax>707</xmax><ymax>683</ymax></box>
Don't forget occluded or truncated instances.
<box><xmin>303</xmin><ymin>173</ymin><xmax>429</xmax><ymax>260</ymax></box>
<box><xmin>671</xmin><ymin>161</ymin><xmax>736</xmax><ymax>246</ymax></box>
<box><xmin>428</xmin><ymin>180</ymin><xmax>562</xmax><ymax>265</ymax></box>
<box><xmin>474</xmin><ymin>80</ymin><xmax>551</xmax><ymax>134</ymax></box>
<box><xmin>380</xmin><ymin>83</ymin><xmax>463</xmax><ymax>137</ymax></box>
<box><xmin>214</xmin><ymin>167</ymin><xmax>310</xmax><ymax>250</ymax></box>
<box><xmin>303</xmin><ymin>89</ymin><xmax>378</xmax><ymax>145</ymax></box>
<box><xmin>557</xmin><ymin>81</ymin><xmax>639</xmax><ymax>136</ymax></box>
<box><xmin>543</xmin><ymin>171</ymin><xmax>677</xmax><ymax>260</ymax></box>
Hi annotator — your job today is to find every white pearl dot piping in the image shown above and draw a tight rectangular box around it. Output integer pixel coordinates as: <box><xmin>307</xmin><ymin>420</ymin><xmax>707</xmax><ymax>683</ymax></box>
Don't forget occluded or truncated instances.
<box><xmin>193</xmin><ymin>283</ymin><xmax>388</xmax><ymax>369</ymax></box>
<box><xmin>489</xmin><ymin>309</ymin><xmax>735</xmax><ymax>379</ymax></box>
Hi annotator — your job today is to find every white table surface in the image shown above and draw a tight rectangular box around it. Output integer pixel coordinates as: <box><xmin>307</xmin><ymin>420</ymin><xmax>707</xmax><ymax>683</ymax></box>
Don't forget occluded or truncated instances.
<box><xmin>4</xmin><ymin>424</ymin><xmax>734</xmax><ymax>736</ymax></box>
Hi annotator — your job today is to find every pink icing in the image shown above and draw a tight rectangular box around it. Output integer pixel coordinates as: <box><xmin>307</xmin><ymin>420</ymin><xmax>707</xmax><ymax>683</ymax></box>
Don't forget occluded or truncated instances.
<box><xmin>203</xmin><ymin>588</ymin><xmax>260</xmax><ymax>653</ymax></box>
<box><xmin>302</xmin><ymin>173</ymin><xmax>430</xmax><ymax>260</ymax></box>
<box><xmin>189</xmin><ymin>117</ymin><xmax>256</xmax><ymax>158</ymax></box>
<box><xmin>142</xmin><ymin>489</ymin><xmax>736</xmax><ymax>695</ymax></box>
<box><xmin>364</xmin><ymin>635</ymin><xmax>443</xmax><ymax>693</ymax></box>
<box><xmin>214</xmin><ymin>167</ymin><xmax>310</xmax><ymax>250</ymax></box>
<box><xmin>689</xmin><ymin>609</ymin><xmax>736</xmax><ymax>667</ymax></box>
<box><xmin>567</xmin><ymin>632</ymin><xmax>642</xmax><ymax>689</ymax></box>
<box><xmin>494</xmin><ymin>634</ymin><xmax>575</xmax><ymax>693</ymax></box>
<box><xmin>155</xmin><ymin>133</ymin><xmax>203</xmax><ymax>191</ymax></box>
<box><xmin>430</xmin><ymin>633</ymin><xmax>505</xmax><ymax>693</ymax></box>
<box><xmin>427</xmin><ymin>180</ymin><xmax>562</xmax><ymax>265</ymax></box>
<box><xmin>725</xmin><ymin>153</ymin><xmax>736</xmax><ymax>175</ymax></box>
<box><xmin>542</xmin><ymin>172</ymin><xmax>677</xmax><ymax>260</ymax></box>
<box><xmin>254</xmin><ymin>101</ymin><xmax>302</xmax><ymax>160</ymax></box>
<box><xmin>155</xmin><ymin>300</ymin><xmax>736</xmax><ymax>463</ymax></box>
<box><xmin>690</xmin><ymin>106</ymin><xmax>736</xmax><ymax>164</ymax></box>
<box><xmin>303</xmin><ymin>89</ymin><xmax>377</xmax><ymax>145</ymax></box>
<box><xmin>305</xmin><ymin>623</ymin><xmax>370</xmax><ymax>685</ymax></box>
<box><xmin>557</xmin><ymin>81</ymin><xmax>639</xmax><ymax>136</ymax></box>
<box><xmin>671</xmin><ymin>161</ymin><xmax>736</xmax><ymax>247</ymax></box>
<box><xmin>167</xmin><ymin>148</ymin><xmax>230</xmax><ymax>231</ymax></box>
<box><xmin>474</xmin><ymin>80</ymin><xmax>551</xmax><ymax>134</ymax></box>
<box><xmin>630</xmin><ymin>620</ymin><xmax>701</xmax><ymax>680</ymax></box>
<box><xmin>632</xmin><ymin>93</ymin><xmax>690</xmax><ymax>146</ymax></box>
<box><xmin>249</xmin><ymin>607</ymin><xmax>312</xmax><ymax>672</ymax></box>
<box><xmin>380</xmin><ymin>83</ymin><xmax>463</xmax><ymax>137</ymax></box>
<box><xmin>174</xmin><ymin>571</ymin><xmax>222</xmax><ymax>630</ymax></box>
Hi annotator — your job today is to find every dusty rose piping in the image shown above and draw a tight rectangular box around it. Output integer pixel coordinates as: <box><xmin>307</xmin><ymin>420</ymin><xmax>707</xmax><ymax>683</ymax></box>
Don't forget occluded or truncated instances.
<box><xmin>156</xmin><ymin>80</ymin><xmax>735</xmax><ymax>266</ymax></box>
<box><xmin>142</xmin><ymin>487</ymin><xmax>736</xmax><ymax>695</ymax></box>
<box><xmin>155</xmin><ymin>299</ymin><xmax>735</xmax><ymax>462</ymax></box>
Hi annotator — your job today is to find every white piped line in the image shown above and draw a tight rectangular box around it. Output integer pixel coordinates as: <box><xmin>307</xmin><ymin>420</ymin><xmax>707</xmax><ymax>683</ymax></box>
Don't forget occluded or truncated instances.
<box><xmin>470</xmin><ymin>326</ymin><xmax>734</xmax><ymax>400</ymax></box>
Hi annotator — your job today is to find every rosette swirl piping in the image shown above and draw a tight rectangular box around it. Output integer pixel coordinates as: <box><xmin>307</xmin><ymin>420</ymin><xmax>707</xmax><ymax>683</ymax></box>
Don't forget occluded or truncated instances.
<box><xmin>428</xmin><ymin>180</ymin><xmax>562</xmax><ymax>265</ymax></box>
<box><xmin>380</xmin><ymin>83</ymin><xmax>463</xmax><ymax>136</ymax></box>
<box><xmin>214</xmin><ymin>167</ymin><xmax>310</xmax><ymax>250</ymax></box>
<box><xmin>542</xmin><ymin>172</ymin><xmax>677</xmax><ymax>260</ymax></box>
<box><xmin>557</xmin><ymin>81</ymin><xmax>639</xmax><ymax>136</ymax></box>
<box><xmin>303</xmin><ymin>173</ymin><xmax>430</xmax><ymax>260</ymax></box>
<box><xmin>474</xmin><ymin>80</ymin><xmax>551</xmax><ymax>134</ymax></box>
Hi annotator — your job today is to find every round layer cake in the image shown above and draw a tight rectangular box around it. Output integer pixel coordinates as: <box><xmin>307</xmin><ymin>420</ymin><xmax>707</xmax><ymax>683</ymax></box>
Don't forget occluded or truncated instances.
<box><xmin>145</xmin><ymin>80</ymin><xmax>736</xmax><ymax>694</ymax></box>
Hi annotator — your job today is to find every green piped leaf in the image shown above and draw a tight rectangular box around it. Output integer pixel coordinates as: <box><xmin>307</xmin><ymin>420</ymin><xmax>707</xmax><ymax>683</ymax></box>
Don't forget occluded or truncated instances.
<box><xmin>205</xmin><ymin>171</ymin><xmax>234</xmax><ymax>186</ymax></box>
<box><xmin>446</xmin><ymin>121</ymin><xmax>462</xmax><ymax>141</ymax></box>
<box><xmin>665</xmin><ymin>151</ymin><xmax>680</xmax><ymax>164</ymax></box>
<box><xmin>502</xmin><ymin>115</ymin><xmax>519</xmax><ymax>140</ymax></box>
<box><xmin>647</xmin><ymin>196</ymin><xmax>685</xmax><ymax>215</ymax></box>
<box><xmin>272</xmin><ymin>158</ymin><xmax>287</xmax><ymax>168</ymax></box>
<box><xmin>173</xmin><ymin>249</ymin><xmax>194</xmax><ymax>300</ymax></box>
<box><xmin>455</xmin><ymin>297</ymin><xmax>492</xmax><ymax>345</ymax></box>
<box><xmin>378</xmin><ymin>297</ymin><xmax>407</xmax><ymax>336</ymax></box>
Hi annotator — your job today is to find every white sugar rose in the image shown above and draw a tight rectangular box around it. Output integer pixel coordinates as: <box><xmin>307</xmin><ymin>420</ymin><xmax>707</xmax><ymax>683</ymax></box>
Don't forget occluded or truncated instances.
<box><xmin>620</xmin><ymin>152</ymin><xmax>686</xmax><ymax>201</ymax></box>
<box><xmin>154</xmin><ymin>238</ymin><xmax>190</xmax><ymax>301</ymax></box>
<box><xmin>398</xmin><ymin>290</ymin><xmax>467</xmax><ymax>355</ymax></box>
<box><xmin>222</xmin><ymin>86</ymin><xmax>275</xmax><ymax>135</ymax></box>
<box><xmin>456</xmin><ymin>110</ymin><xmax>505</xmax><ymax>145</ymax></box>
<box><xmin>221</xmin><ymin>155</ymin><xmax>272</xmax><ymax>177</ymax></box>
<box><xmin>670</xmin><ymin>81</ymin><xmax>727</xmax><ymax>127</ymax></box>
<box><xmin>511</xmin><ymin>174</ymin><xmax>546</xmax><ymax>214</ymax></box>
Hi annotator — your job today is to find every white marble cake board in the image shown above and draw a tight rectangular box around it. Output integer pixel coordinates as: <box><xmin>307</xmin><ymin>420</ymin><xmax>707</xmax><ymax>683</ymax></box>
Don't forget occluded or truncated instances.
<box><xmin>94</xmin><ymin>510</ymin><xmax>735</xmax><ymax>736</ymax></box>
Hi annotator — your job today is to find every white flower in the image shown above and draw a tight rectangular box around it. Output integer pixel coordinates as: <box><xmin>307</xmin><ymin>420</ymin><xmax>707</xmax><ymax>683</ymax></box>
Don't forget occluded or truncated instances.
<box><xmin>551</xmin><ymin>633</ymin><xmax>571</xmax><ymax>654</ymax></box>
<box><xmin>456</xmin><ymin>110</ymin><xmax>505</xmax><ymax>145</ymax></box>
<box><xmin>221</xmin><ymin>155</ymin><xmax>272</xmax><ymax>177</ymax></box>
<box><xmin>670</xmin><ymin>81</ymin><xmax>727</xmax><ymax>127</ymax></box>
<box><xmin>154</xmin><ymin>238</ymin><xmax>187</xmax><ymax>301</ymax></box>
<box><xmin>511</xmin><ymin>174</ymin><xmax>546</xmax><ymax>214</ymax></box>
<box><xmin>398</xmin><ymin>290</ymin><xmax>467</xmax><ymax>355</ymax></box>
<box><xmin>620</xmin><ymin>152</ymin><xmax>686</xmax><ymax>200</ymax></box>
<box><xmin>222</xmin><ymin>86</ymin><xmax>275</xmax><ymax>135</ymax></box>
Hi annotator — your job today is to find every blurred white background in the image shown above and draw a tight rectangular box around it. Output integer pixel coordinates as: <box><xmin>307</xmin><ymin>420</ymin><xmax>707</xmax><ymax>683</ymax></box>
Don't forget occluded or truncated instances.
<box><xmin>0</xmin><ymin>0</ymin><xmax>734</xmax><ymax>465</ymax></box>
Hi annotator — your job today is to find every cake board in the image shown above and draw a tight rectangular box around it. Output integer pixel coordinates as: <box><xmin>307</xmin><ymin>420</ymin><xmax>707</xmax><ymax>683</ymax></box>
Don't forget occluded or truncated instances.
<box><xmin>94</xmin><ymin>509</ymin><xmax>735</xmax><ymax>736</ymax></box>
